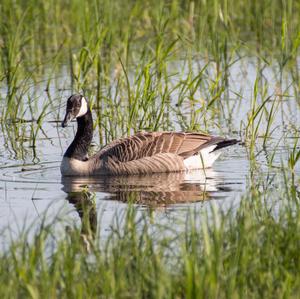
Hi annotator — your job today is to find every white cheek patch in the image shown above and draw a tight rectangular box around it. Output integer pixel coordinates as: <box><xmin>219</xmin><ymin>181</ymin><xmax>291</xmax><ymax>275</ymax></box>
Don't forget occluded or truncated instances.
<box><xmin>76</xmin><ymin>97</ymin><xmax>88</xmax><ymax>118</ymax></box>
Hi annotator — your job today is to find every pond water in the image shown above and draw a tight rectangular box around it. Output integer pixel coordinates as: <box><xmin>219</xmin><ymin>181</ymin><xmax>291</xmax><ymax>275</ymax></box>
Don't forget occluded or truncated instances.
<box><xmin>0</xmin><ymin>134</ymin><xmax>247</xmax><ymax>238</ymax></box>
<box><xmin>0</xmin><ymin>58</ymin><xmax>299</xmax><ymax>238</ymax></box>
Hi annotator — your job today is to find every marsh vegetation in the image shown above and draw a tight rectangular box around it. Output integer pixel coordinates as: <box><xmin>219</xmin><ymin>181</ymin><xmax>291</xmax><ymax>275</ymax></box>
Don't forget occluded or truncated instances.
<box><xmin>0</xmin><ymin>0</ymin><xmax>300</xmax><ymax>297</ymax></box>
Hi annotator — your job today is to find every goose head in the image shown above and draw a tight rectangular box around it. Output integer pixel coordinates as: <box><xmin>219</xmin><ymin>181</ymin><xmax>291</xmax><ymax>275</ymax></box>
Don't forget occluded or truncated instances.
<box><xmin>62</xmin><ymin>94</ymin><xmax>88</xmax><ymax>127</ymax></box>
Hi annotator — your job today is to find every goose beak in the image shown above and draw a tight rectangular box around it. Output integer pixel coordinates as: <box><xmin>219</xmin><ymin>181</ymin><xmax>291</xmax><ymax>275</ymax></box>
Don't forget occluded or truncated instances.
<box><xmin>62</xmin><ymin>112</ymin><xmax>74</xmax><ymax>128</ymax></box>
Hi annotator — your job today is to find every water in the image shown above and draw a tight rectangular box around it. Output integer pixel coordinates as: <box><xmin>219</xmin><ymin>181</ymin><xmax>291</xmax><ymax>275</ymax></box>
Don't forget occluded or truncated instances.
<box><xmin>0</xmin><ymin>58</ymin><xmax>299</xmax><ymax>238</ymax></box>
<box><xmin>0</xmin><ymin>138</ymin><xmax>248</xmax><ymax>236</ymax></box>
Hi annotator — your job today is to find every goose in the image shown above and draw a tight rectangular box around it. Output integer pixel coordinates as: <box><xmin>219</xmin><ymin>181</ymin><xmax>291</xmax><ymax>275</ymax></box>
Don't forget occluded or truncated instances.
<box><xmin>60</xmin><ymin>94</ymin><xmax>238</xmax><ymax>176</ymax></box>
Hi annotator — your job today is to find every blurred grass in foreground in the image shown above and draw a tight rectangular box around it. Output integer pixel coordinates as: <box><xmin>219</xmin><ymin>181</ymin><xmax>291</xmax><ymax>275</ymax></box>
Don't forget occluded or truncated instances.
<box><xmin>0</xmin><ymin>174</ymin><xmax>299</xmax><ymax>298</ymax></box>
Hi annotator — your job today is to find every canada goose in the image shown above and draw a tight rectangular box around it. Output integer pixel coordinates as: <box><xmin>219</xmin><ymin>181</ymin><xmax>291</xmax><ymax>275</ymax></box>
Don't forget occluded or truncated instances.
<box><xmin>61</xmin><ymin>94</ymin><xmax>238</xmax><ymax>176</ymax></box>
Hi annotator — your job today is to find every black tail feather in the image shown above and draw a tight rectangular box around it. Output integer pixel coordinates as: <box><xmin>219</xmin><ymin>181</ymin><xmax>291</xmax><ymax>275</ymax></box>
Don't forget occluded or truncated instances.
<box><xmin>211</xmin><ymin>139</ymin><xmax>239</xmax><ymax>152</ymax></box>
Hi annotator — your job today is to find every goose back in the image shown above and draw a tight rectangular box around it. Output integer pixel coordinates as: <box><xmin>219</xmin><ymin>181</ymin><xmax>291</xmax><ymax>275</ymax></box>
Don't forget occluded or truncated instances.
<box><xmin>97</xmin><ymin>131</ymin><xmax>223</xmax><ymax>161</ymax></box>
<box><xmin>87</xmin><ymin>131</ymin><xmax>229</xmax><ymax>175</ymax></box>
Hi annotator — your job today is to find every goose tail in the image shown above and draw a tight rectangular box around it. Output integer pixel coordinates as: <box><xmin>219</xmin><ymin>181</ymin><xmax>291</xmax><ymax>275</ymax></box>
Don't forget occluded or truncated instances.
<box><xmin>211</xmin><ymin>139</ymin><xmax>238</xmax><ymax>152</ymax></box>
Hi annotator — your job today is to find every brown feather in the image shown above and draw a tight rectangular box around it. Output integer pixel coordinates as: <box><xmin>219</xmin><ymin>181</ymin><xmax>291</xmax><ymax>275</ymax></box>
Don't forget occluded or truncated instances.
<box><xmin>63</xmin><ymin>131</ymin><xmax>237</xmax><ymax>176</ymax></box>
<box><xmin>98</xmin><ymin>131</ymin><xmax>224</xmax><ymax>163</ymax></box>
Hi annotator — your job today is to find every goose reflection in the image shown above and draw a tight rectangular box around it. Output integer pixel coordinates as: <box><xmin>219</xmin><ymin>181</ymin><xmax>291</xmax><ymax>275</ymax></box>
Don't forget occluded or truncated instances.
<box><xmin>65</xmin><ymin>189</ymin><xmax>97</xmax><ymax>239</ymax></box>
<box><xmin>62</xmin><ymin>168</ymin><xmax>223</xmax><ymax>206</ymax></box>
<box><xmin>62</xmin><ymin>169</ymin><xmax>228</xmax><ymax>246</ymax></box>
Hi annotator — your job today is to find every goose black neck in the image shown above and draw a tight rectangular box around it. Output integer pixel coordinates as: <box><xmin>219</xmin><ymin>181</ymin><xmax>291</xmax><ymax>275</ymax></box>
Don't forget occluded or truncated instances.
<box><xmin>64</xmin><ymin>109</ymin><xmax>93</xmax><ymax>161</ymax></box>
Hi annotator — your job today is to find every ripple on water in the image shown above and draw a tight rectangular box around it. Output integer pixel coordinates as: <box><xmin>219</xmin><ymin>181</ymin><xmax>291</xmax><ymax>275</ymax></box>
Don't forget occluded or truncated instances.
<box><xmin>0</xmin><ymin>162</ymin><xmax>61</xmax><ymax>184</ymax></box>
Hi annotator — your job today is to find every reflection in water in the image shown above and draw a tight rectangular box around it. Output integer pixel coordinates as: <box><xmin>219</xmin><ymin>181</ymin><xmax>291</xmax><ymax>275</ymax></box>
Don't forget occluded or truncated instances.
<box><xmin>61</xmin><ymin>169</ymin><xmax>231</xmax><ymax>246</ymax></box>
<box><xmin>65</xmin><ymin>189</ymin><xmax>97</xmax><ymax>251</ymax></box>
<box><xmin>65</xmin><ymin>189</ymin><xmax>97</xmax><ymax>237</ymax></box>
<box><xmin>61</xmin><ymin>169</ymin><xmax>223</xmax><ymax>206</ymax></box>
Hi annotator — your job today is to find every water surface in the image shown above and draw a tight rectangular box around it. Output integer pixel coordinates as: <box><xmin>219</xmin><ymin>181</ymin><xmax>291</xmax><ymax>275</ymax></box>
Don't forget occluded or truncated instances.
<box><xmin>0</xmin><ymin>58</ymin><xmax>299</xmax><ymax>237</ymax></box>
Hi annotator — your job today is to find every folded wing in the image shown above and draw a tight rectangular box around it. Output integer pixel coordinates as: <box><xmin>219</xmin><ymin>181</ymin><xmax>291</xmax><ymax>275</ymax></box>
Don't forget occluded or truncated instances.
<box><xmin>98</xmin><ymin>131</ymin><xmax>225</xmax><ymax>162</ymax></box>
